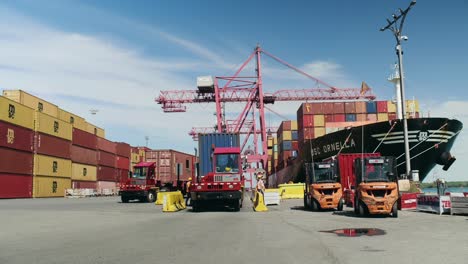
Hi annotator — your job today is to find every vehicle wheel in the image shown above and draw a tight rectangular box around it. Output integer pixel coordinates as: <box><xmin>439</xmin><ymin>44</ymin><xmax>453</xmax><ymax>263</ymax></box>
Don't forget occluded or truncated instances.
<box><xmin>337</xmin><ymin>199</ymin><xmax>344</xmax><ymax>211</ymax></box>
<box><xmin>233</xmin><ymin>199</ymin><xmax>241</xmax><ymax>212</ymax></box>
<box><xmin>303</xmin><ymin>195</ymin><xmax>308</xmax><ymax>210</ymax></box>
<box><xmin>121</xmin><ymin>196</ymin><xmax>129</xmax><ymax>203</ymax></box>
<box><xmin>192</xmin><ymin>201</ymin><xmax>199</xmax><ymax>212</ymax></box>
<box><xmin>312</xmin><ymin>199</ymin><xmax>319</xmax><ymax>211</ymax></box>
<box><xmin>354</xmin><ymin>198</ymin><xmax>359</xmax><ymax>215</ymax></box>
<box><xmin>146</xmin><ymin>191</ymin><xmax>156</xmax><ymax>203</ymax></box>
<box><xmin>359</xmin><ymin>202</ymin><xmax>368</xmax><ymax>217</ymax></box>
<box><xmin>392</xmin><ymin>202</ymin><xmax>398</xmax><ymax>218</ymax></box>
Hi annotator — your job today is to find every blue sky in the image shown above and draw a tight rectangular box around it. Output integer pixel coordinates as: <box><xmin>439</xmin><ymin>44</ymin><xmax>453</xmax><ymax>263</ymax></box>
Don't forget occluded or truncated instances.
<box><xmin>1</xmin><ymin>0</ymin><xmax>467</xmax><ymax>181</ymax></box>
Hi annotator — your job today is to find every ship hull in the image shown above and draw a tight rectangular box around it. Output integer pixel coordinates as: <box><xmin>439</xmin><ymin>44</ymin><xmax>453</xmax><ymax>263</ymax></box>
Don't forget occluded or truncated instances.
<box><xmin>269</xmin><ymin>118</ymin><xmax>463</xmax><ymax>186</ymax></box>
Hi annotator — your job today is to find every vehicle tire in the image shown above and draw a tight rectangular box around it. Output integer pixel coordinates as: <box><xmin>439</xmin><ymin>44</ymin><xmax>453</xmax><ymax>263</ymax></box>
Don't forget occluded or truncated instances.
<box><xmin>192</xmin><ymin>201</ymin><xmax>199</xmax><ymax>212</ymax></box>
<box><xmin>233</xmin><ymin>199</ymin><xmax>241</xmax><ymax>212</ymax></box>
<box><xmin>354</xmin><ymin>198</ymin><xmax>359</xmax><ymax>215</ymax></box>
<box><xmin>358</xmin><ymin>202</ymin><xmax>368</xmax><ymax>217</ymax></box>
<box><xmin>146</xmin><ymin>191</ymin><xmax>156</xmax><ymax>203</ymax></box>
<box><xmin>337</xmin><ymin>199</ymin><xmax>344</xmax><ymax>211</ymax></box>
<box><xmin>303</xmin><ymin>195</ymin><xmax>308</xmax><ymax>210</ymax></box>
<box><xmin>121</xmin><ymin>196</ymin><xmax>129</xmax><ymax>203</ymax></box>
<box><xmin>312</xmin><ymin>199</ymin><xmax>319</xmax><ymax>211</ymax></box>
<box><xmin>392</xmin><ymin>202</ymin><xmax>398</xmax><ymax>218</ymax></box>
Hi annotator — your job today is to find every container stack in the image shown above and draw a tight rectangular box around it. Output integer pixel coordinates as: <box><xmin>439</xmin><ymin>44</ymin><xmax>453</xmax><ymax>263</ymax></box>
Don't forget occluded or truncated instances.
<box><xmin>130</xmin><ymin>147</ymin><xmax>141</xmax><ymax>171</ymax></box>
<box><xmin>115</xmin><ymin>142</ymin><xmax>131</xmax><ymax>184</ymax></box>
<box><xmin>71</xmin><ymin>123</ymin><xmax>99</xmax><ymax>190</ymax></box>
<box><xmin>0</xmin><ymin>97</ymin><xmax>35</xmax><ymax>198</ymax></box>
<box><xmin>297</xmin><ymin>103</ymin><xmax>325</xmax><ymax>143</ymax></box>
<box><xmin>96</xmin><ymin>137</ymin><xmax>118</xmax><ymax>192</ymax></box>
<box><xmin>276</xmin><ymin>121</ymin><xmax>299</xmax><ymax>170</ymax></box>
<box><xmin>145</xmin><ymin>150</ymin><xmax>195</xmax><ymax>187</ymax></box>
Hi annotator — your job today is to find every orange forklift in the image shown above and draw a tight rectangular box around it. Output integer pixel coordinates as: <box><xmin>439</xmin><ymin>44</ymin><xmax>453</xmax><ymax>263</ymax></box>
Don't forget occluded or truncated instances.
<box><xmin>304</xmin><ymin>161</ymin><xmax>344</xmax><ymax>211</ymax></box>
<box><xmin>353</xmin><ymin>156</ymin><xmax>399</xmax><ymax>217</ymax></box>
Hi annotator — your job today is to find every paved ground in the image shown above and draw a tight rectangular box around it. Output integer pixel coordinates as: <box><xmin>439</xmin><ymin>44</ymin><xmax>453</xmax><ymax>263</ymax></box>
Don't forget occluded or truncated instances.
<box><xmin>0</xmin><ymin>192</ymin><xmax>467</xmax><ymax>264</ymax></box>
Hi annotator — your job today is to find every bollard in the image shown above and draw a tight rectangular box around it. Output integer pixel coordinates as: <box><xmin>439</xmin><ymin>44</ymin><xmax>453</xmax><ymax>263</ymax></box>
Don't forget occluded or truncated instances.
<box><xmin>162</xmin><ymin>191</ymin><xmax>186</xmax><ymax>212</ymax></box>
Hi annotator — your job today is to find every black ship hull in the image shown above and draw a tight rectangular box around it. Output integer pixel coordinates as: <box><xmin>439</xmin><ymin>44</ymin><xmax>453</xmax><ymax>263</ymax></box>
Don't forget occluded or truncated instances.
<box><xmin>269</xmin><ymin>118</ymin><xmax>463</xmax><ymax>186</ymax></box>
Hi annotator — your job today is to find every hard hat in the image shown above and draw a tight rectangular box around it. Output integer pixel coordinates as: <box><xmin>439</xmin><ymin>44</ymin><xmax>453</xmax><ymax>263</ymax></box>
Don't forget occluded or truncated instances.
<box><xmin>225</xmin><ymin>167</ymin><xmax>231</xmax><ymax>172</ymax></box>
<box><xmin>188</xmin><ymin>177</ymin><xmax>192</xmax><ymax>181</ymax></box>
<box><xmin>257</xmin><ymin>174</ymin><xmax>263</xmax><ymax>179</ymax></box>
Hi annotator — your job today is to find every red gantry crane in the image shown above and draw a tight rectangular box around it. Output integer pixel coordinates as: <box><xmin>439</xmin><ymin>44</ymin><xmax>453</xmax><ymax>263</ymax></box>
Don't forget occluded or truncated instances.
<box><xmin>155</xmin><ymin>46</ymin><xmax>376</xmax><ymax>176</ymax></box>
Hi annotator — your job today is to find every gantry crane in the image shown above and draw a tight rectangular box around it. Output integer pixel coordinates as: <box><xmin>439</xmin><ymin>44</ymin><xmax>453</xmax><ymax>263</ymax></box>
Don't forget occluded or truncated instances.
<box><xmin>155</xmin><ymin>46</ymin><xmax>376</xmax><ymax>173</ymax></box>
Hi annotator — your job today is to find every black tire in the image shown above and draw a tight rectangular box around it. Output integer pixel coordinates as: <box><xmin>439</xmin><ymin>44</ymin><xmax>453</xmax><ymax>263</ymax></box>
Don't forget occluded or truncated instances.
<box><xmin>146</xmin><ymin>191</ymin><xmax>156</xmax><ymax>203</ymax></box>
<box><xmin>192</xmin><ymin>201</ymin><xmax>200</xmax><ymax>212</ymax></box>
<box><xmin>312</xmin><ymin>199</ymin><xmax>319</xmax><ymax>211</ymax></box>
<box><xmin>354</xmin><ymin>198</ymin><xmax>359</xmax><ymax>215</ymax></box>
<box><xmin>303</xmin><ymin>194</ymin><xmax>308</xmax><ymax>210</ymax></box>
<box><xmin>358</xmin><ymin>202</ymin><xmax>368</xmax><ymax>217</ymax></box>
<box><xmin>233</xmin><ymin>199</ymin><xmax>241</xmax><ymax>212</ymax></box>
<box><xmin>392</xmin><ymin>202</ymin><xmax>398</xmax><ymax>218</ymax></box>
<box><xmin>337</xmin><ymin>199</ymin><xmax>344</xmax><ymax>211</ymax></box>
<box><xmin>121</xmin><ymin>196</ymin><xmax>129</xmax><ymax>203</ymax></box>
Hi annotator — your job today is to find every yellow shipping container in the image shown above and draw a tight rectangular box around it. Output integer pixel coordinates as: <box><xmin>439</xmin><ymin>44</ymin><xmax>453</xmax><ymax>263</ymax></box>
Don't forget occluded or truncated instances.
<box><xmin>268</xmin><ymin>149</ymin><xmax>273</xmax><ymax>156</ymax></box>
<box><xmin>35</xmin><ymin>111</ymin><xmax>72</xmax><ymax>141</ymax></box>
<box><xmin>378</xmin><ymin>113</ymin><xmax>389</xmax><ymax>121</ymax></box>
<box><xmin>267</xmin><ymin>138</ymin><xmax>273</xmax><ymax>147</ymax></box>
<box><xmin>33</xmin><ymin>176</ymin><xmax>71</xmax><ymax>198</ymax></box>
<box><xmin>34</xmin><ymin>154</ymin><xmax>72</xmax><ymax>178</ymax></box>
<box><xmin>387</xmin><ymin>100</ymin><xmax>397</xmax><ymax>113</ymax></box>
<box><xmin>85</xmin><ymin>122</ymin><xmax>105</xmax><ymax>138</ymax></box>
<box><xmin>0</xmin><ymin>96</ymin><xmax>35</xmax><ymax>130</ymax></box>
<box><xmin>71</xmin><ymin>163</ymin><xmax>97</xmax><ymax>182</ymax></box>
<box><xmin>406</xmin><ymin>100</ymin><xmax>420</xmax><ymax>113</ymax></box>
<box><xmin>3</xmin><ymin>90</ymin><xmax>59</xmax><ymax>117</ymax></box>
<box><xmin>138</xmin><ymin>149</ymin><xmax>146</xmax><ymax>161</ymax></box>
<box><xmin>314</xmin><ymin>115</ymin><xmax>325</xmax><ymax>127</ymax></box>
<box><xmin>282</xmin><ymin>131</ymin><xmax>292</xmax><ymax>141</ymax></box>
<box><xmin>291</xmin><ymin>120</ymin><xmax>298</xmax><ymax>131</ymax></box>
<box><xmin>273</xmin><ymin>137</ymin><xmax>277</xmax><ymax>144</ymax></box>
<box><xmin>131</xmin><ymin>152</ymin><xmax>140</xmax><ymax>163</ymax></box>
<box><xmin>58</xmin><ymin>108</ymin><xmax>87</xmax><ymax>131</ymax></box>
<box><xmin>314</xmin><ymin>127</ymin><xmax>325</xmax><ymax>138</ymax></box>
<box><xmin>274</xmin><ymin>152</ymin><xmax>278</xmax><ymax>160</ymax></box>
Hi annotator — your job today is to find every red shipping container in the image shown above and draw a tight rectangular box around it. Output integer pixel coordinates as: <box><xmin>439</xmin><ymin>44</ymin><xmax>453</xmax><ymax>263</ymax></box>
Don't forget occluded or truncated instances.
<box><xmin>388</xmin><ymin>113</ymin><xmax>397</xmax><ymax>120</ymax></box>
<box><xmin>279</xmin><ymin>121</ymin><xmax>291</xmax><ymax>131</ymax></box>
<box><xmin>333</xmin><ymin>102</ymin><xmax>345</xmax><ymax>114</ymax></box>
<box><xmin>325</xmin><ymin>114</ymin><xmax>333</xmax><ymax>123</ymax></box>
<box><xmin>131</xmin><ymin>147</ymin><xmax>139</xmax><ymax>154</ymax></box>
<box><xmin>292</xmin><ymin>141</ymin><xmax>299</xmax><ymax>150</ymax></box>
<box><xmin>97</xmin><ymin>137</ymin><xmax>116</xmax><ymax>154</ymax></box>
<box><xmin>298</xmin><ymin>103</ymin><xmax>324</xmax><ymax>116</ymax></box>
<box><xmin>116</xmin><ymin>169</ymin><xmax>129</xmax><ymax>183</ymax></box>
<box><xmin>97</xmin><ymin>165</ymin><xmax>117</xmax><ymax>181</ymax></box>
<box><xmin>115</xmin><ymin>142</ymin><xmax>131</xmax><ymax>158</ymax></box>
<box><xmin>116</xmin><ymin>156</ymin><xmax>130</xmax><ymax>170</ymax></box>
<box><xmin>0</xmin><ymin>147</ymin><xmax>33</xmax><ymax>175</ymax></box>
<box><xmin>377</xmin><ymin>101</ymin><xmax>388</xmax><ymax>113</ymax></box>
<box><xmin>97</xmin><ymin>151</ymin><xmax>116</xmax><ymax>167</ymax></box>
<box><xmin>322</xmin><ymin>103</ymin><xmax>334</xmax><ymax>114</ymax></box>
<box><xmin>344</xmin><ymin>102</ymin><xmax>356</xmax><ymax>114</ymax></box>
<box><xmin>35</xmin><ymin>132</ymin><xmax>71</xmax><ymax>159</ymax></box>
<box><xmin>333</xmin><ymin>114</ymin><xmax>346</xmax><ymax>122</ymax></box>
<box><xmin>72</xmin><ymin>180</ymin><xmax>97</xmax><ymax>189</ymax></box>
<box><xmin>71</xmin><ymin>145</ymin><xmax>97</xmax><ymax>165</ymax></box>
<box><xmin>0</xmin><ymin>174</ymin><xmax>33</xmax><ymax>198</ymax></box>
<box><xmin>73</xmin><ymin>128</ymin><xmax>97</xmax><ymax>150</ymax></box>
<box><xmin>0</xmin><ymin>121</ymin><xmax>34</xmax><ymax>152</ymax></box>
<box><xmin>302</xmin><ymin>115</ymin><xmax>314</xmax><ymax>127</ymax></box>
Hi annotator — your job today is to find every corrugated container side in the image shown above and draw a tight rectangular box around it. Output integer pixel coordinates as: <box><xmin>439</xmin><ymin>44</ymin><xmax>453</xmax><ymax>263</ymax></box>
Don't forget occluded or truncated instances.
<box><xmin>34</xmin><ymin>154</ymin><xmax>72</xmax><ymax>178</ymax></box>
<box><xmin>116</xmin><ymin>169</ymin><xmax>129</xmax><ymax>183</ymax></box>
<box><xmin>377</xmin><ymin>113</ymin><xmax>389</xmax><ymax>121</ymax></box>
<box><xmin>366</xmin><ymin>101</ymin><xmax>377</xmax><ymax>113</ymax></box>
<box><xmin>334</xmin><ymin>114</ymin><xmax>346</xmax><ymax>122</ymax></box>
<box><xmin>34</xmin><ymin>111</ymin><xmax>72</xmax><ymax>141</ymax></box>
<box><xmin>35</xmin><ymin>132</ymin><xmax>71</xmax><ymax>159</ymax></box>
<box><xmin>356</xmin><ymin>114</ymin><xmax>367</xmax><ymax>122</ymax></box>
<box><xmin>314</xmin><ymin>115</ymin><xmax>325</xmax><ymax>127</ymax></box>
<box><xmin>281</xmin><ymin>121</ymin><xmax>292</xmax><ymax>131</ymax></box>
<box><xmin>387</xmin><ymin>101</ymin><xmax>397</xmax><ymax>113</ymax></box>
<box><xmin>58</xmin><ymin>109</ymin><xmax>87</xmax><ymax>131</ymax></box>
<box><xmin>85</xmin><ymin>122</ymin><xmax>105</xmax><ymax>138</ymax></box>
<box><xmin>173</xmin><ymin>151</ymin><xmax>195</xmax><ymax>182</ymax></box>
<box><xmin>376</xmin><ymin>101</ymin><xmax>388</xmax><ymax>113</ymax></box>
<box><xmin>337</xmin><ymin>153</ymin><xmax>380</xmax><ymax>190</ymax></box>
<box><xmin>299</xmin><ymin>103</ymin><xmax>324</xmax><ymax>115</ymax></box>
<box><xmin>281</xmin><ymin>141</ymin><xmax>292</xmax><ymax>151</ymax></box>
<box><xmin>0</xmin><ymin>120</ymin><xmax>34</xmax><ymax>152</ymax></box>
<box><xmin>72</xmin><ymin>128</ymin><xmax>97</xmax><ymax>150</ymax></box>
<box><xmin>314</xmin><ymin>127</ymin><xmax>325</xmax><ymax>138</ymax></box>
<box><xmin>367</xmin><ymin>114</ymin><xmax>377</xmax><ymax>122</ymax></box>
<box><xmin>72</xmin><ymin>180</ymin><xmax>97</xmax><ymax>189</ymax></box>
<box><xmin>3</xmin><ymin>90</ymin><xmax>59</xmax><ymax>117</ymax></box>
<box><xmin>198</xmin><ymin>133</ymin><xmax>240</xmax><ymax>177</ymax></box>
<box><xmin>116</xmin><ymin>156</ymin><xmax>130</xmax><ymax>170</ymax></box>
<box><xmin>0</xmin><ymin>147</ymin><xmax>33</xmax><ymax>174</ymax></box>
<box><xmin>333</xmin><ymin>102</ymin><xmax>345</xmax><ymax>114</ymax></box>
<box><xmin>0</xmin><ymin>174</ymin><xmax>33</xmax><ymax>198</ymax></box>
<box><xmin>33</xmin><ymin>176</ymin><xmax>71</xmax><ymax>197</ymax></box>
<box><xmin>291</xmin><ymin>131</ymin><xmax>298</xmax><ymax>141</ymax></box>
<box><xmin>292</xmin><ymin>141</ymin><xmax>299</xmax><ymax>150</ymax></box>
<box><xmin>97</xmin><ymin>151</ymin><xmax>116</xmax><ymax>167</ymax></box>
<box><xmin>71</xmin><ymin>163</ymin><xmax>97</xmax><ymax>181</ymax></box>
<box><xmin>325</xmin><ymin>114</ymin><xmax>333</xmax><ymax>123</ymax></box>
<box><xmin>281</xmin><ymin>131</ymin><xmax>292</xmax><ymax>141</ymax></box>
<box><xmin>115</xmin><ymin>142</ymin><xmax>131</xmax><ymax>158</ymax></box>
<box><xmin>355</xmin><ymin>101</ymin><xmax>367</xmax><ymax>113</ymax></box>
<box><xmin>290</xmin><ymin>120</ymin><xmax>298</xmax><ymax>131</ymax></box>
<box><xmin>97</xmin><ymin>166</ymin><xmax>117</xmax><ymax>182</ymax></box>
<box><xmin>344</xmin><ymin>102</ymin><xmax>356</xmax><ymax>114</ymax></box>
<box><xmin>70</xmin><ymin>145</ymin><xmax>97</xmax><ymax>165</ymax></box>
<box><xmin>322</xmin><ymin>103</ymin><xmax>334</xmax><ymax>114</ymax></box>
<box><xmin>0</xmin><ymin>96</ymin><xmax>35</xmax><ymax>130</ymax></box>
<box><xmin>96</xmin><ymin>181</ymin><xmax>117</xmax><ymax>193</ymax></box>
<box><xmin>406</xmin><ymin>100</ymin><xmax>420</xmax><ymax>113</ymax></box>
<box><xmin>388</xmin><ymin>113</ymin><xmax>397</xmax><ymax>120</ymax></box>
<box><xmin>97</xmin><ymin>137</ymin><xmax>116</xmax><ymax>154</ymax></box>
<box><xmin>345</xmin><ymin>114</ymin><xmax>357</xmax><ymax>122</ymax></box>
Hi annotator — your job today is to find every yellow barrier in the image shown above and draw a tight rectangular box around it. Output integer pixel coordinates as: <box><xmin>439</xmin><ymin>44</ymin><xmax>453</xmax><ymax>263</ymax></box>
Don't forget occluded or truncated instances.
<box><xmin>159</xmin><ymin>191</ymin><xmax>186</xmax><ymax>212</ymax></box>
<box><xmin>278</xmin><ymin>183</ymin><xmax>305</xmax><ymax>199</ymax></box>
<box><xmin>155</xmin><ymin>192</ymin><xmax>166</xmax><ymax>205</ymax></box>
<box><xmin>253</xmin><ymin>191</ymin><xmax>268</xmax><ymax>212</ymax></box>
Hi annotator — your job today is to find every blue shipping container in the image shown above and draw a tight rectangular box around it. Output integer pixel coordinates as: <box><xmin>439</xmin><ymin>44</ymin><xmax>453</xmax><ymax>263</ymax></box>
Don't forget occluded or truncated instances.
<box><xmin>198</xmin><ymin>133</ymin><xmax>241</xmax><ymax>177</ymax></box>
<box><xmin>291</xmin><ymin>131</ymin><xmax>298</xmax><ymax>141</ymax></box>
<box><xmin>282</xmin><ymin>141</ymin><xmax>292</xmax><ymax>151</ymax></box>
<box><xmin>366</xmin><ymin>101</ymin><xmax>377</xmax><ymax>113</ymax></box>
<box><xmin>345</xmin><ymin>114</ymin><xmax>357</xmax><ymax>122</ymax></box>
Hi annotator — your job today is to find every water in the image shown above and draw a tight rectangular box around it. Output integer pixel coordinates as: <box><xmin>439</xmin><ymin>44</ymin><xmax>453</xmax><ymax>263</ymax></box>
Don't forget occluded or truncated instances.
<box><xmin>320</xmin><ymin>228</ymin><xmax>386</xmax><ymax>237</ymax></box>
<box><xmin>422</xmin><ymin>187</ymin><xmax>466</xmax><ymax>194</ymax></box>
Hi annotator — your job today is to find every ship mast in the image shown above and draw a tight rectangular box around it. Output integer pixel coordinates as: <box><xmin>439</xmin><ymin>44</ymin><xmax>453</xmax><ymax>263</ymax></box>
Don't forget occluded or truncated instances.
<box><xmin>388</xmin><ymin>64</ymin><xmax>403</xmax><ymax>120</ymax></box>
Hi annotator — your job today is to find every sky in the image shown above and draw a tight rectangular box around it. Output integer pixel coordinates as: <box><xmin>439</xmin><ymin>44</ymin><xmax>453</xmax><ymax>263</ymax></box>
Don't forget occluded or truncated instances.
<box><xmin>0</xmin><ymin>0</ymin><xmax>467</xmax><ymax>182</ymax></box>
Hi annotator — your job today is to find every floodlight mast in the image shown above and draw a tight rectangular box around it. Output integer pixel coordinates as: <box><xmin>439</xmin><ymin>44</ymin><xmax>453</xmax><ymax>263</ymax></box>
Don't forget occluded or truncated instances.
<box><xmin>380</xmin><ymin>0</ymin><xmax>416</xmax><ymax>179</ymax></box>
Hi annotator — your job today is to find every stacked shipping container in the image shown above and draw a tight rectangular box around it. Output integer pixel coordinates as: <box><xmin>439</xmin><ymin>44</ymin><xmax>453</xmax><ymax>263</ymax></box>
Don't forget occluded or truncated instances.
<box><xmin>115</xmin><ymin>142</ymin><xmax>131</xmax><ymax>183</ymax></box>
<box><xmin>145</xmin><ymin>149</ymin><xmax>195</xmax><ymax>188</ymax></box>
<box><xmin>276</xmin><ymin>121</ymin><xmax>298</xmax><ymax>170</ymax></box>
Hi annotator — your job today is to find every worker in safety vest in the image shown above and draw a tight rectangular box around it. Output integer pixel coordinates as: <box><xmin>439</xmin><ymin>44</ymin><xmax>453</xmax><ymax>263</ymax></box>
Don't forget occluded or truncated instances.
<box><xmin>256</xmin><ymin>173</ymin><xmax>265</xmax><ymax>195</ymax></box>
<box><xmin>185</xmin><ymin>177</ymin><xmax>192</xmax><ymax>205</ymax></box>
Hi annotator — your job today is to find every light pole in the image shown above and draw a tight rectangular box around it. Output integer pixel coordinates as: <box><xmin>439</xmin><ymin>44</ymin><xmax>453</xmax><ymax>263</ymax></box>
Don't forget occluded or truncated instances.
<box><xmin>380</xmin><ymin>0</ymin><xmax>416</xmax><ymax>179</ymax></box>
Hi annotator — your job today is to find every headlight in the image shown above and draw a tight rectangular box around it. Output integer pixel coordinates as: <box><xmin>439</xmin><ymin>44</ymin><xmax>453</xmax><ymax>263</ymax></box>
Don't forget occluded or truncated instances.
<box><xmin>197</xmin><ymin>186</ymin><xmax>202</xmax><ymax>190</ymax></box>
<box><xmin>228</xmin><ymin>184</ymin><xmax>234</xmax><ymax>189</ymax></box>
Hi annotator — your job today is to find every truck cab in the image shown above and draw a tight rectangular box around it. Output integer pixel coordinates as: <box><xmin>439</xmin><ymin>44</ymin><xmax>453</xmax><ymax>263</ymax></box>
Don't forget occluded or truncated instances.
<box><xmin>190</xmin><ymin>147</ymin><xmax>244</xmax><ymax>211</ymax></box>
<box><xmin>354</xmin><ymin>156</ymin><xmax>399</xmax><ymax>217</ymax></box>
<box><xmin>304</xmin><ymin>161</ymin><xmax>344</xmax><ymax>211</ymax></box>
<box><xmin>119</xmin><ymin>162</ymin><xmax>158</xmax><ymax>203</ymax></box>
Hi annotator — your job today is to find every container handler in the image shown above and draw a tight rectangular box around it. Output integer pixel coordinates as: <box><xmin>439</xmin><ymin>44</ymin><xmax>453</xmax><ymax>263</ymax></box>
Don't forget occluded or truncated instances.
<box><xmin>190</xmin><ymin>146</ymin><xmax>244</xmax><ymax>212</ymax></box>
<box><xmin>304</xmin><ymin>161</ymin><xmax>344</xmax><ymax>211</ymax></box>
<box><xmin>119</xmin><ymin>162</ymin><xmax>159</xmax><ymax>203</ymax></box>
<box><xmin>353</xmin><ymin>156</ymin><xmax>399</xmax><ymax>217</ymax></box>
